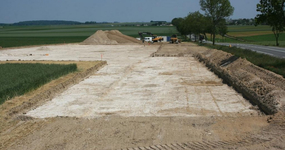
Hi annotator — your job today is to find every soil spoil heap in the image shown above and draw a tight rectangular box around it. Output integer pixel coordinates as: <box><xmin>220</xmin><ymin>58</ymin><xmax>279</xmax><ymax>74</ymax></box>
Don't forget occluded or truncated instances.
<box><xmin>81</xmin><ymin>30</ymin><xmax>141</xmax><ymax>45</ymax></box>
<box><xmin>195</xmin><ymin>49</ymin><xmax>285</xmax><ymax>115</ymax></box>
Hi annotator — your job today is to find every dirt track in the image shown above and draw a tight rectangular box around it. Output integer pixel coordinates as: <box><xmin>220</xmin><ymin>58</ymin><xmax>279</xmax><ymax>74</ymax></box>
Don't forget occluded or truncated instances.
<box><xmin>0</xmin><ymin>42</ymin><xmax>285</xmax><ymax>149</ymax></box>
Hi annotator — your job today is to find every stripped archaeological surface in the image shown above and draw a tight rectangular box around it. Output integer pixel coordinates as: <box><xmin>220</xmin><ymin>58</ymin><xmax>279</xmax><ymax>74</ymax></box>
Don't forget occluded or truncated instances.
<box><xmin>14</xmin><ymin>44</ymin><xmax>258</xmax><ymax>118</ymax></box>
<box><xmin>1</xmin><ymin>43</ymin><xmax>284</xmax><ymax>150</ymax></box>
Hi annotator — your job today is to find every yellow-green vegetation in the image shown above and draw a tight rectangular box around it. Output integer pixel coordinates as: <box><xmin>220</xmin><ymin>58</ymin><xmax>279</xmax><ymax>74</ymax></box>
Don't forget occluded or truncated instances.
<box><xmin>200</xmin><ymin>43</ymin><xmax>285</xmax><ymax>78</ymax></box>
<box><xmin>0</xmin><ymin>63</ymin><xmax>77</xmax><ymax>104</ymax></box>
<box><xmin>227</xmin><ymin>25</ymin><xmax>272</xmax><ymax>36</ymax></box>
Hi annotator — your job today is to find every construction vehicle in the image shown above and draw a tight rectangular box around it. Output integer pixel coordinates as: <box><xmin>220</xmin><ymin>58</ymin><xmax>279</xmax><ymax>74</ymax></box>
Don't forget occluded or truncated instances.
<box><xmin>170</xmin><ymin>34</ymin><xmax>181</xmax><ymax>44</ymax></box>
<box><xmin>138</xmin><ymin>32</ymin><xmax>163</xmax><ymax>43</ymax></box>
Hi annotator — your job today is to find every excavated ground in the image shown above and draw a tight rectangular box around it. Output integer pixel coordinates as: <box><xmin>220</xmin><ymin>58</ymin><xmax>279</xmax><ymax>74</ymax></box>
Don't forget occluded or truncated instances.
<box><xmin>0</xmin><ymin>42</ymin><xmax>284</xmax><ymax>150</ymax></box>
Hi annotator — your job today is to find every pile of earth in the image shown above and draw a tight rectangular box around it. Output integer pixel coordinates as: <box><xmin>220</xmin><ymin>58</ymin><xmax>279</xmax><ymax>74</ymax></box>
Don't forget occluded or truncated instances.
<box><xmin>81</xmin><ymin>30</ymin><xmax>141</xmax><ymax>45</ymax></box>
<box><xmin>194</xmin><ymin>49</ymin><xmax>285</xmax><ymax>115</ymax></box>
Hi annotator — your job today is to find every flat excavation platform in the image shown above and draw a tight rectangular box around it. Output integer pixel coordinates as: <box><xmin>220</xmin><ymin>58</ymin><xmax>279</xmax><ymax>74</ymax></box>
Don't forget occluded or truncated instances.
<box><xmin>2</xmin><ymin>43</ymin><xmax>284</xmax><ymax>150</ymax></box>
<box><xmin>0</xmin><ymin>44</ymin><xmax>257</xmax><ymax>118</ymax></box>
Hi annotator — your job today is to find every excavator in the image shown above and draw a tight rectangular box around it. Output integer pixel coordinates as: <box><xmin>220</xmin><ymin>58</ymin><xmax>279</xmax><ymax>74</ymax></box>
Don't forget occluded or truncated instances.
<box><xmin>170</xmin><ymin>34</ymin><xmax>181</xmax><ymax>44</ymax></box>
<box><xmin>138</xmin><ymin>32</ymin><xmax>163</xmax><ymax>43</ymax></box>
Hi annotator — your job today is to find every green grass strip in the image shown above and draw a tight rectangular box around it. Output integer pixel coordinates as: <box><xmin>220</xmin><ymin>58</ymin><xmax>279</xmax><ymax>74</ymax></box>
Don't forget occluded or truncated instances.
<box><xmin>0</xmin><ymin>63</ymin><xmax>77</xmax><ymax>104</ymax></box>
<box><xmin>199</xmin><ymin>43</ymin><xmax>285</xmax><ymax>78</ymax></box>
<box><xmin>0</xmin><ymin>36</ymin><xmax>87</xmax><ymax>48</ymax></box>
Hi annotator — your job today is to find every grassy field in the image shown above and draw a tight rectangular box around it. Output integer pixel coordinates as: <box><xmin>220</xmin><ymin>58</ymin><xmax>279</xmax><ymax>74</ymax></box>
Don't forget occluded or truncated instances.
<box><xmin>211</xmin><ymin>25</ymin><xmax>285</xmax><ymax>47</ymax></box>
<box><xmin>241</xmin><ymin>33</ymin><xmax>285</xmax><ymax>46</ymax></box>
<box><xmin>2</xmin><ymin>24</ymin><xmax>282</xmax><ymax>47</ymax></box>
<box><xmin>227</xmin><ymin>25</ymin><xmax>272</xmax><ymax>35</ymax></box>
<box><xmin>0</xmin><ymin>25</ymin><xmax>178</xmax><ymax>48</ymax></box>
<box><xmin>0</xmin><ymin>37</ymin><xmax>86</xmax><ymax>48</ymax></box>
<box><xmin>0</xmin><ymin>63</ymin><xmax>77</xmax><ymax>104</ymax></box>
<box><xmin>200</xmin><ymin>43</ymin><xmax>285</xmax><ymax>78</ymax></box>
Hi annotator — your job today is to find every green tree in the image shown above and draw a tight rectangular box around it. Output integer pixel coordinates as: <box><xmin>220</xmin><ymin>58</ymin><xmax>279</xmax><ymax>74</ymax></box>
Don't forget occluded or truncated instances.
<box><xmin>217</xmin><ymin>19</ymin><xmax>228</xmax><ymax>42</ymax></box>
<box><xmin>200</xmin><ymin>0</ymin><xmax>234</xmax><ymax>45</ymax></box>
<box><xmin>255</xmin><ymin>0</ymin><xmax>285</xmax><ymax>46</ymax></box>
<box><xmin>172</xmin><ymin>12</ymin><xmax>211</xmax><ymax>41</ymax></box>
<box><xmin>218</xmin><ymin>19</ymin><xmax>228</xmax><ymax>36</ymax></box>
<box><xmin>171</xmin><ymin>18</ymin><xmax>183</xmax><ymax>27</ymax></box>
<box><xmin>171</xmin><ymin>18</ymin><xmax>187</xmax><ymax>35</ymax></box>
<box><xmin>184</xmin><ymin>11</ymin><xmax>210</xmax><ymax>41</ymax></box>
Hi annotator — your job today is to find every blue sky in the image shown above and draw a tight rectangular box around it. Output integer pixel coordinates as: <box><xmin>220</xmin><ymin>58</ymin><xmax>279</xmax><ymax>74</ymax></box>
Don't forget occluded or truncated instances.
<box><xmin>0</xmin><ymin>0</ymin><xmax>260</xmax><ymax>23</ymax></box>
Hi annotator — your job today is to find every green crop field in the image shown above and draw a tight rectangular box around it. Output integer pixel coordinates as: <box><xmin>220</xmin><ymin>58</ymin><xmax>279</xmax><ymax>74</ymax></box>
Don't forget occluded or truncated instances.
<box><xmin>1</xmin><ymin>24</ymin><xmax>284</xmax><ymax>47</ymax></box>
<box><xmin>227</xmin><ymin>25</ymin><xmax>272</xmax><ymax>34</ymax></box>
<box><xmin>0</xmin><ymin>25</ymin><xmax>178</xmax><ymax>48</ymax></box>
<box><xmin>0</xmin><ymin>63</ymin><xmax>77</xmax><ymax>104</ymax></box>
<box><xmin>213</xmin><ymin>25</ymin><xmax>285</xmax><ymax>47</ymax></box>
<box><xmin>241</xmin><ymin>33</ymin><xmax>285</xmax><ymax>46</ymax></box>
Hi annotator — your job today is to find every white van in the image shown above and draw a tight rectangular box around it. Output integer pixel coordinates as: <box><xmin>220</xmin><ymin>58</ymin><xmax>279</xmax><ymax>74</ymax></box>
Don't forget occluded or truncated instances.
<box><xmin>144</xmin><ymin>37</ymin><xmax>153</xmax><ymax>42</ymax></box>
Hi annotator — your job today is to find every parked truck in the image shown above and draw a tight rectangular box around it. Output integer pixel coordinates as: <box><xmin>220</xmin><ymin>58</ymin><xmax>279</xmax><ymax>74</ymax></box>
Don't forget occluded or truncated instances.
<box><xmin>170</xmin><ymin>34</ymin><xmax>181</xmax><ymax>44</ymax></box>
<box><xmin>138</xmin><ymin>32</ymin><xmax>163</xmax><ymax>43</ymax></box>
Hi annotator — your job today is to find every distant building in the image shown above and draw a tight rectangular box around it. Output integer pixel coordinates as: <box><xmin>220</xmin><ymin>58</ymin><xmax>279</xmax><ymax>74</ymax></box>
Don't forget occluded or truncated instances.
<box><xmin>150</xmin><ymin>20</ymin><xmax>168</xmax><ymax>26</ymax></box>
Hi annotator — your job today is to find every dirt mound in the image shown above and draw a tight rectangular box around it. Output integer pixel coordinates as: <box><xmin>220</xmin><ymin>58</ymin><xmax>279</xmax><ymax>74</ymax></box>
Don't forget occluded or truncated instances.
<box><xmin>81</xmin><ymin>30</ymin><xmax>141</xmax><ymax>45</ymax></box>
<box><xmin>81</xmin><ymin>30</ymin><xmax>118</xmax><ymax>45</ymax></box>
<box><xmin>195</xmin><ymin>49</ymin><xmax>285</xmax><ymax>115</ymax></box>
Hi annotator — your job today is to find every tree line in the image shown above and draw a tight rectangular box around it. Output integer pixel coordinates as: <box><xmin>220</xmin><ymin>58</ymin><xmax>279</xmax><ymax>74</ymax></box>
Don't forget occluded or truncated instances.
<box><xmin>172</xmin><ymin>0</ymin><xmax>285</xmax><ymax>46</ymax></box>
<box><xmin>12</xmin><ymin>20</ymin><xmax>83</xmax><ymax>26</ymax></box>
<box><xmin>172</xmin><ymin>0</ymin><xmax>234</xmax><ymax>45</ymax></box>
<box><xmin>227</xmin><ymin>18</ymin><xmax>255</xmax><ymax>26</ymax></box>
<box><xmin>0</xmin><ymin>20</ymin><xmax>171</xmax><ymax>27</ymax></box>
<box><xmin>0</xmin><ymin>20</ymin><xmax>101</xmax><ymax>26</ymax></box>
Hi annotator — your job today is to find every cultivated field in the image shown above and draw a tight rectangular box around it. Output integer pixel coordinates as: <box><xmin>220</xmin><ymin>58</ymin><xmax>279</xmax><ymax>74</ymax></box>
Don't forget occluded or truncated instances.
<box><xmin>0</xmin><ymin>25</ymin><xmax>178</xmax><ymax>48</ymax></box>
<box><xmin>0</xmin><ymin>63</ymin><xmax>77</xmax><ymax>104</ymax></box>
<box><xmin>215</xmin><ymin>25</ymin><xmax>285</xmax><ymax>46</ymax></box>
<box><xmin>1</xmin><ymin>24</ymin><xmax>284</xmax><ymax>47</ymax></box>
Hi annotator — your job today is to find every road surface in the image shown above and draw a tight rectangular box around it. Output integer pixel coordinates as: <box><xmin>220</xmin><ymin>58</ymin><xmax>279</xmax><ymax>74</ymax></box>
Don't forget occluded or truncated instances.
<box><xmin>207</xmin><ymin>42</ymin><xmax>285</xmax><ymax>59</ymax></box>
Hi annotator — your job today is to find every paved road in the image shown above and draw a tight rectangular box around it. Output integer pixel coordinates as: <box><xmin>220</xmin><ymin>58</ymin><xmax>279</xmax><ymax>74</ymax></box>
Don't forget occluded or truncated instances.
<box><xmin>207</xmin><ymin>42</ymin><xmax>285</xmax><ymax>59</ymax></box>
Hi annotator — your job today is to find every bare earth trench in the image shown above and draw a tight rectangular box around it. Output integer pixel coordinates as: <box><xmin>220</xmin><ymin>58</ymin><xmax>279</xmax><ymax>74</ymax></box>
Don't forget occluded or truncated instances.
<box><xmin>0</xmin><ymin>43</ymin><xmax>284</xmax><ymax>149</ymax></box>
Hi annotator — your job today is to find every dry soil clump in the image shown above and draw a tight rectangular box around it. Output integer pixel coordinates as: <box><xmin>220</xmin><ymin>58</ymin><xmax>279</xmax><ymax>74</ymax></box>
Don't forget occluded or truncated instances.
<box><xmin>81</xmin><ymin>30</ymin><xmax>141</xmax><ymax>45</ymax></box>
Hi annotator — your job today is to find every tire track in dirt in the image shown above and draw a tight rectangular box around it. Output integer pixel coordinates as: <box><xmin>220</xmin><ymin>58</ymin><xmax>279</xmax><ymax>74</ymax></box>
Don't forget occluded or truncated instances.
<box><xmin>0</xmin><ymin>119</ymin><xmax>47</xmax><ymax>150</ymax></box>
<box><xmin>120</xmin><ymin>137</ymin><xmax>272</xmax><ymax>150</ymax></box>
